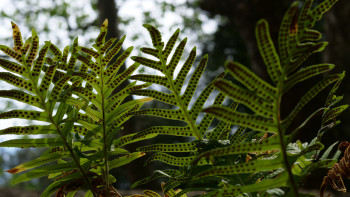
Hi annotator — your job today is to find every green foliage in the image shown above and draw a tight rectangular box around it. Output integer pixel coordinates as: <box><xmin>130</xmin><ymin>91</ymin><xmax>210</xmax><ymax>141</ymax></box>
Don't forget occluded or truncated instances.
<box><xmin>0</xmin><ymin>0</ymin><xmax>346</xmax><ymax>196</ymax></box>
<box><xmin>0</xmin><ymin>20</ymin><xmax>147</xmax><ymax>197</ymax></box>
<box><xmin>128</xmin><ymin>0</ymin><xmax>346</xmax><ymax>196</ymax></box>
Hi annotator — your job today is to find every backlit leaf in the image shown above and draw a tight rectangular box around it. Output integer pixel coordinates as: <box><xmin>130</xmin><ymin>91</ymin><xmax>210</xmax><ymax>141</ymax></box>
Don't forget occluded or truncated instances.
<box><xmin>256</xmin><ymin>19</ymin><xmax>282</xmax><ymax>84</ymax></box>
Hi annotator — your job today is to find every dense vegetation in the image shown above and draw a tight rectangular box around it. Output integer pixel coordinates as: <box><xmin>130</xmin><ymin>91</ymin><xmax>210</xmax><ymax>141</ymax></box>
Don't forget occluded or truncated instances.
<box><xmin>0</xmin><ymin>0</ymin><xmax>347</xmax><ymax>196</ymax></box>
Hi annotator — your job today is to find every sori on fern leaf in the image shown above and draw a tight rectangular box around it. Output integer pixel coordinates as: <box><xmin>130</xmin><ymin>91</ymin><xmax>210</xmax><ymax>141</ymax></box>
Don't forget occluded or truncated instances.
<box><xmin>0</xmin><ymin>19</ymin><xmax>150</xmax><ymax>197</ymax></box>
<box><xmin>126</xmin><ymin>0</ymin><xmax>347</xmax><ymax>197</ymax></box>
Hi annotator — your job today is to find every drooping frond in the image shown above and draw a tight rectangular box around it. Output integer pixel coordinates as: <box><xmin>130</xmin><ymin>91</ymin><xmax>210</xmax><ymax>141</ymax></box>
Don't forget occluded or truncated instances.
<box><xmin>194</xmin><ymin>0</ymin><xmax>345</xmax><ymax>196</ymax></box>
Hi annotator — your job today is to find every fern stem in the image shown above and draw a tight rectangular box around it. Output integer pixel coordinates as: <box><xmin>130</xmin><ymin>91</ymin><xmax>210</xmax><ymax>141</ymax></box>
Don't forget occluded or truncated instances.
<box><xmin>102</xmin><ymin>97</ymin><xmax>111</xmax><ymax>197</ymax></box>
<box><xmin>58</xmin><ymin>128</ymin><xmax>98</xmax><ymax>197</ymax></box>
<box><xmin>99</xmin><ymin>54</ymin><xmax>110</xmax><ymax>197</ymax></box>
<box><xmin>276</xmin><ymin>81</ymin><xmax>299</xmax><ymax>196</ymax></box>
<box><xmin>22</xmin><ymin>59</ymin><xmax>98</xmax><ymax>197</ymax></box>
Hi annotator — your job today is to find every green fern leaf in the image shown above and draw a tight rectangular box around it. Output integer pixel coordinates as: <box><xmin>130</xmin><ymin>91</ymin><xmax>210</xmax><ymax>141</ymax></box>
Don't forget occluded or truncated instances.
<box><xmin>146</xmin><ymin>153</ymin><xmax>206</xmax><ymax>167</ymax></box>
<box><xmin>5</xmin><ymin>152</ymin><xmax>69</xmax><ymax>174</ymax></box>
<box><xmin>207</xmin><ymin>102</ymin><xmax>238</xmax><ymax>140</ymax></box>
<box><xmin>283</xmin><ymin>64</ymin><xmax>335</xmax><ymax>93</ymax></box>
<box><xmin>278</xmin><ymin>2</ymin><xmax>298</xmax><ymax>65</ymax></box>
<box><xmin>131</xmin><ymin>109</ymin><xmax>186</xmax><ymax>121</ymax></box>
<box><xmin>191</xmin><ymin>73</ymin><xmax>226</xmax><ymax>119</ymax></box>
<box><xmin>100</xmin><ymin>38</ymin><xmax>117</xmax><ymax>54</ymax></box>
<box><xmin>102</xmin><ymin>35</ymin><xmax>125</xmax><ymax>64</ymax></box>
<box><xmin>11</xmin><ymin>162</ymin><xmax>76</xmax><ymax>184</ymax></box>
<box><xmin>104</xmin><ymin>46</ymin><xmax>133</xmax><ymax>81</ymax></box>
<box><xmin>287</xmin><ymin>42</ymin><xmax>328</xmax><ymax>73</ymax></box>
<box><xmin>109</xmin><ymin>152</ymin><xmax>146</xmax><ymax>170</ymax></box>
<box><xmin>10</xmin><ymin>21</ymin><xmax>24</xmax><ymax>52</ymax></box>
<box><xmin>0</xmin><ymin>125</ymin><xmax>56</xmax><ymax>135</ymax></box>
<box><xmin>229</xmin><ymin>126</ymin><xmax>246</xmax><ymax>144</ymax></box>
<box><xmin>140</xmin><ymin>47</ymin><xmax>160</xmax><ymax>58</ymax></box>
<box><xmin>166</xmin><ymin>38</ymin><xmax>187</xmax><ymax>75</ymax></box>
<box><xmin>67</xmin><ymin>38</ymin><xmax>79</xmax><ymax>70</ymax></box>
<box><xmin>325</xmin><ymin>70</ymin><xmax>344</xmax><ymax>107</ymax></box>
<box><xmin>193</xmin><ymin>136</ymin><xmax>280</xmax><ymax>163</ymax></box>
<box><xmin>0</xmin><ymin>90</ymin><xmax>41</xmax><ymax>107</ymax></box>
<box><xmin>32</xmin><ymin>42</ymin><xmax>50</xmax><ymax>82</ymax></box>
<box><xmin>38</xmin><ymin>64</ymin><xmax>57</xmax><ymax>97</ymax></box>
<box><xmin>181</xmin><ymin>55</ymin><xmax>207</xmax><ymax>106</ymax></box>
<box><xmin>225</xmin><ymin>61</ymin><xmax>275</xmax><ymax>100</ymax></box>
<box><xmin>25</xmin><ymin>29</ymin><xmax>39</xmax><ymax>65</ymax></box>
<box><xmin>0</xmin><ymin>110</ymin><xmax>50</xmax><ymax>122</ymax></box>
<box><xmin>283</xmin><ymin>73</ymin><xmax>343</xmax><ymax>129</ymax></box>
<box><xmin>174</xmin><ymin>47</ymin><xmax>196</xmax><ymax>92</ymax></box>
<box><xmin>205</xmin><ymin>172</ymin><xmax>289</xmax><ymax>196</ymax></box>
<box><xmin>163</xmin><ymin>28</ymin><xmax>180</xmax><ymax>58</ymax></box>
<box><xmin>256</xmin><ymin>19</ymin><xmax>282</xmax><ymax>84</ymax></box>
<box><xmin>106</xmin><ymin>62</ymin><xmax>139</xmax><ymax>89</ymax></box>
<box><xmin>132</xmin><ymin>89</ymin><xmax>177</xmax><ymax>105</ymax></box>
<box><xmin>114</xmin><ymin>126</ymin><xmax>194</xmax><ymax>148</ymax></box>
<box><xmin>214</xmin><ymin>79</ymin><xmax>274</xmax><ymax>117</ymax></box>
<box><xmin>196</xmin><ymin>157</ymin><xmax>282</xmax><ymax>178</ymax></box>
<box><xmin>204</xmin><ymin>106</ymin><xmax>277</xmax><ymax>132</ymax></box>
<box><xmin>0</xmin><ymin>138</ymin><xmax>65</xmax><ymax>148</ymax></box>
<box><xmin>322</xmin><ymin>105</ymin><xmax>349</xmax><ymax>124</ymax></box>
<box><xmin>130</xmin><ymin>74</ymin><xmax>171</xmax><ymax>88</ymax></box>
<box><xmin>0</xmin><ymin>72</ymin><xmax>33</xmax><ymax>91</ymax></box>
<box><xmin>49</xmin><ymin>43</ymin><xmax>63</xmax><ymax>61</ymax></box>
<box><xmin>143</xmin><ymin>24</ymin><xmax>164</xmax><ymax>49</ymax></box>
<box><xmin>137</xmin><ymin>142</ymin><xmax>197</xmax><ymax>153</ymax></box>
<box><xmin>131</xmin><ymin>56</ymin><xmax>163</xmax><ymax>71</ymax></box>
<box><xmin>0</xmin><ymin>58</ymin><xmax>26</xmax><ymax>75</ymax></box>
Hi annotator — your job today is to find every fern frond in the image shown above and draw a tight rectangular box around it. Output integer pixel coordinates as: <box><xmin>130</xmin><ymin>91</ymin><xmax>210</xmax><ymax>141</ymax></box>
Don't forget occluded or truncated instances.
<box><xmin>121</xmin><ymin>25</ymin><xmax>224</xmax><ymax>150</ymax></box>
<box><xmin>0</xmin><ymin>20</ymin><xmax>147</xmax><ymax>197</ymax></box>
<box><xmin>197</xmin><ymin>0</ymin><xmax>344</xmax><ymax>196</ymax></box>
<box><xmin>52</xmin><ymin>19</ymin><xmax>150</xmax><ymax>195</ymax></box>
